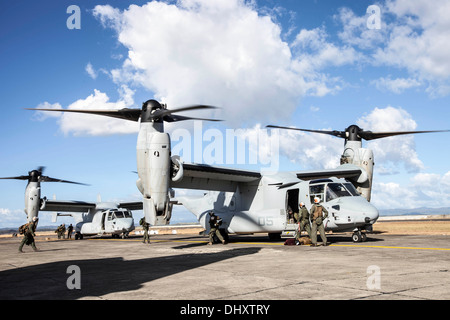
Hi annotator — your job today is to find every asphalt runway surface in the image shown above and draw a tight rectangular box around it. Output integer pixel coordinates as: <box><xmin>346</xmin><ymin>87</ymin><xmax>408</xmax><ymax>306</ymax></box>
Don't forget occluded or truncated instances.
<box><xmin>1</xmin><ymin>233</ymin><xmax>449</xmax><ymax>301</ymax></box>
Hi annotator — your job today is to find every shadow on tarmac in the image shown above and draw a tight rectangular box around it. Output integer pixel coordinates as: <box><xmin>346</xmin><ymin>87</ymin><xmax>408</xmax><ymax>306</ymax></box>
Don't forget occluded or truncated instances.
<box><xmin>0</xmin><ymin>247</ymin><xmax>260</xmax><ymax>300</ymax></box>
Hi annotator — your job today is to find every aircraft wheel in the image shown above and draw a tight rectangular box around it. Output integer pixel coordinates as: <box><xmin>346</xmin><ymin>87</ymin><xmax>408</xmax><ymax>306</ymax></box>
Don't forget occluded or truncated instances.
<box><xmin>352</xmin><ymin>231</ymin><xmax>362</xmax><ymax>243</ymax></box>
<box><xmin>361</xmin><ymin>232</ymin><xmax>367</xmax><ymax>242</ymax></box>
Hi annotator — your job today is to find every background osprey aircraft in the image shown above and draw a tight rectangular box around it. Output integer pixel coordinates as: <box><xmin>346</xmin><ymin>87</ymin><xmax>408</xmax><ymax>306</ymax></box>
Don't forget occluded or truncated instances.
<box><xmin>0</xmin><ymin>167</ymin><xmax>142</xmax><ymax>239</ymax></box>
<box><xmin>31</xmin><ymin>101</ymin><xmax>449</xmax><ymax>242</ymax></box>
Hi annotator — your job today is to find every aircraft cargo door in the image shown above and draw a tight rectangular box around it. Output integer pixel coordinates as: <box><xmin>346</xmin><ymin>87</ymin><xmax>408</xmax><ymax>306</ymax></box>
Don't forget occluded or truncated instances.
<box><xmin>286</xmin><ymin>189</ymin><xmax>299</xmax><ymax>223</ymax></box>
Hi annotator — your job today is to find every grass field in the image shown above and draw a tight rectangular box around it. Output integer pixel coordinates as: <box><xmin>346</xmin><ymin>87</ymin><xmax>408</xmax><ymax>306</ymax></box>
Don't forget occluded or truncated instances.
<box><xmin>373</xmin><ymin>220</ymin><xmax>450</xmax><ymax>235</ymax></box>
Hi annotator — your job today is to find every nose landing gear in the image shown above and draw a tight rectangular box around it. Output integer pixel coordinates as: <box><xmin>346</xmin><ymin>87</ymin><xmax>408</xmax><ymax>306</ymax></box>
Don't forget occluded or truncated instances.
<box><xmin>352</xmin><ymin>230</ymin><xmax>367</xmax><ymax>242</ymax></box>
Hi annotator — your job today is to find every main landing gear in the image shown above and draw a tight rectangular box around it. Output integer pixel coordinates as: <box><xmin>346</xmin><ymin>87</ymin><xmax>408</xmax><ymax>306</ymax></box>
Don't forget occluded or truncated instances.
<box><xmin>352</xmin><ymin>230</ymin><xmax>367</xmax><ymax>243</ymax></box>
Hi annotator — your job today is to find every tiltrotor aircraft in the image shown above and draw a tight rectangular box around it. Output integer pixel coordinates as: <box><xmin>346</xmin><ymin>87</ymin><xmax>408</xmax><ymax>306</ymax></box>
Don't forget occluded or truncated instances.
<box><xmin>31</xmin><ymin>101</ymin><xmax>449</xmax><ymax>242</ymax></box>
<box><xmin>0</xmin><ymin>167</ymin><xmax>142</xmax><ymax>239</ymax></box>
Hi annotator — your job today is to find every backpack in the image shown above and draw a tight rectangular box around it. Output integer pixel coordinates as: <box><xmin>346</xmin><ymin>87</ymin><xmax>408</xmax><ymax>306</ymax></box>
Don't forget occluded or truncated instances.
<box><xmin>284</xmin><ymin>238</ymin><xmax>296</xmax><ymax>246</ymax></box>
<box><xmin>18</xmin><ymin>223</ymin><xmax>29</xmax><ymax>235</ymax></box>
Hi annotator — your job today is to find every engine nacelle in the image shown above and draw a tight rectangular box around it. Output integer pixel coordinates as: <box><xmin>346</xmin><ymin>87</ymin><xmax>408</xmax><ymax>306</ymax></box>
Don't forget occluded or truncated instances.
<box><xmin>137</xmin><ymin>124</ymin><xmax>172</xmax><ymax>226</ymax></box>
<box><xmin>24</xmin><ymin>182</ymin><xmax>40</xmax><ymax>222</ymax></box>
<box><xmin>340</xmin><ymin>141</ymin><xmax>374</xmax><ymax>201</ymax></box>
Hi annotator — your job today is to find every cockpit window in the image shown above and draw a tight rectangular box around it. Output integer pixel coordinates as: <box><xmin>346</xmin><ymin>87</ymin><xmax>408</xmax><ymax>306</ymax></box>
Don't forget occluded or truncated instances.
<box><xmin>309</xmin><ymin>184</ymin><xmax>324</xmax><ymax>203</ymax></box>
<box><xmin>343</xmin><ymin>183</ymin><xmax>360</xmax><ymax>196</ymax></box>
<box><xmin>326</xmin><ymin>183</ymin><xmax>352</xmax><ymax>201</ymax></box>
<box><xmin>115</xmin><ymin>211</ymin><xmax>125</xmax><ymax>218</ymax></box>
<box><xmin>124</xmin><ymin>211</ymin><xmax>132</xmax><ymax>218</ymax></box>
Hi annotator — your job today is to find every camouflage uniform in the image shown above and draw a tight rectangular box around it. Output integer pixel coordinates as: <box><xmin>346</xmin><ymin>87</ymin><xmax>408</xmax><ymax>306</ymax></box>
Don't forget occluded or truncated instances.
<box><xmin>56</xmin><ymin>224</ymin><xmax>66</xmax><ymax>239</ymax></box>
<box><xmin>140</xmin><ymin>218</ymin><xmax>150</xmax><ymax>244</ymax></box>
<box><xmin>208</xmin><ymin>212</ymin><xmax>225</xmax><ymax>245</ymax></box>
<box><xmin>19</xmin><ymin>219</ymin><xmax>38</xmax><ymax>253</ymax></box>
<box><xmin>310</xmin><ymin>203</ymin><xmax>329</xmax><ymax>246</ymax></box>
<box><xmin>296</xmin><ymin>205</ymin><xmax>311</xmax><ymax>241</ymax></box>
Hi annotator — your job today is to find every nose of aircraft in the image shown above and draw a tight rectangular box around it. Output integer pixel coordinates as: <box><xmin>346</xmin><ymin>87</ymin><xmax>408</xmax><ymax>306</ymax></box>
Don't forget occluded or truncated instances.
<box><xmin>364</xmin><ymin>203</ymin><xmax>379</xmax><ymax>224</ymax></box>
<box><xmin>116</xmin><ymin>218</ymin><xmax>135</xmax><ymax>231</ymax></box>
<box><xmin>333</xmin><ymin>196</ymin><xmax>379</xmax><ymax>224</ymax></box>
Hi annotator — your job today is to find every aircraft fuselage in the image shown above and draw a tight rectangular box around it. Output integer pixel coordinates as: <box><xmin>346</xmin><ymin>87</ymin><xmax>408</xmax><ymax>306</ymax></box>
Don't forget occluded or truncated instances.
<box><xmin>180</xmin><ymin>174</ymin><xmax>379</xmax><ymax>238</ymax></box>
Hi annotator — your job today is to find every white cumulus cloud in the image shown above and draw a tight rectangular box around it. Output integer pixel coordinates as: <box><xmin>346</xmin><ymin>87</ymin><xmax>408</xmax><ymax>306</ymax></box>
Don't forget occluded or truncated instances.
<box><xmin>371</xmin><ymin>76</ymin><xmax>422</xmax><ymax>94</ymax></box>
<box><xmin>33</xmin><ymin>85</ymin><xmax>139</xmax><ymax>136</ymax></box>
<box><xmin>91</xmin><ymin>0</ymin><xmax>360</xmax><ymax>127</ymax></box>
<box><xmin>357</xmin><ymin>106</ymin><xmax>424</xmax><ymax>174</ymax></box>
<box><xmin>335</xmin><ymin>0</ymin><xmax>450</xmax><ymax>96</ymax></box>
<box><xmin>85</xmin><ymin>62</ymin><xmax>98</xmax><ymax>79</ymax></box>
<box><xmin>372</xmin><ymin>171</ymin><xmax>450</xmax><ymax>209</ymax></box>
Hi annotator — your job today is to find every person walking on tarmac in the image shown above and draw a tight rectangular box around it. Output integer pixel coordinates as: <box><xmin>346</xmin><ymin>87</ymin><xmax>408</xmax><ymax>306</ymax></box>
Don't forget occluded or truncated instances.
<box><xmin>18</xmin><ymin>217</ymin><xmax>39</xmax><ymax>253</ymax></box>
<box><xmin>310</xmin><ymin>197</ymin><xmax>329</xmax><ymax>247</ymax></box>
<box><xmin>208</xmin><ymin>211</ymin><xmax>226</xmax><ymax>245</ymax></box>
<box><xmin>140</xmin><ymin>217</ymin><xmax>151</xmax><ymax>244</ymax></box>
<box><xmin>296</xmin><ymin>202</ymin><xmax>311</xmax><ymax>242</ymax></box>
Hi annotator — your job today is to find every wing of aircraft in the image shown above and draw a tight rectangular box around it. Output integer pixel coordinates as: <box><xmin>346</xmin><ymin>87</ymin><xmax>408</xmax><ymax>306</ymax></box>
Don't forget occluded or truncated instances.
<box><xmin>170</xmin><ymin>163</ymin><xmax>366</xmax><ymax>191</ymax></box>
<box><xmin>294</xmin><ymin>164</ymin><xmax>364</xmax><ymax>181</ymax></box>
<box><xmin>170</xmin><ymin>163</ymin><xmax>261</xmax><ymax>192</ymax></box>
<box><xmin>40</xmin><ymin>199</ymin><xmax>96</xmax><ymax>212</ymax></box>
<box><xmin>39</xmin><ymin>199</ymin><xmax>143</xmax><ymax>212</ymax></box>
<box><xmin>117</xmin><ymin>201</ymin><xmax>143</xmax><ymax>211</ymax></box>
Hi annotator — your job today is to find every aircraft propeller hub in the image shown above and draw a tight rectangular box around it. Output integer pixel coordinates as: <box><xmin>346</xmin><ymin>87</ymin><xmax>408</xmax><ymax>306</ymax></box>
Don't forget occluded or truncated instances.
<box><xmin>142</xmin><ymin>99</ymin><xmax>164</xmax><ymax>123</ymax></box>
<box><xmin>345</xmin><ymin>124</ymin><xmax>363</xmax><ymax>141</ymax></box>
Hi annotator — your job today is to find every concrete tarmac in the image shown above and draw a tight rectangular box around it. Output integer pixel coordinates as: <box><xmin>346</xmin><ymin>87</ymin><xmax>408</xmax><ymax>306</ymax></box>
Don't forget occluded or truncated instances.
<box><xmin>1</xmin><ymin>233</ymin><xmax>449</xmax><ymax>301</ymax></box>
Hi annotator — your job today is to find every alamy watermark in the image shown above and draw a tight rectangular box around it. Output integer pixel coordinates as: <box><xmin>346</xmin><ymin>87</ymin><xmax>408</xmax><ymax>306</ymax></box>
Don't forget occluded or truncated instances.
<box><xmin>67</xmin><ymin>5</ymin><xmax>81</xmax><ymax>30</ymax></box>
<box><xmin>367</xmin><ymin>5</ymin><xmax>381</xmax><ymax>30</ymax></box>
<box><xmin>171</xmin><ymin>122</ymin><xmax>280</xmax><ymax>172</ymax></box>
<box><xmin>366</xmin><ymin>265</ymin><xmax>381</xmax><ymax>290</ymax></box>
<box><xmin>66</xmin><ymin>265</ymin><xmax>81</xmax><ymax>290</ymax></box>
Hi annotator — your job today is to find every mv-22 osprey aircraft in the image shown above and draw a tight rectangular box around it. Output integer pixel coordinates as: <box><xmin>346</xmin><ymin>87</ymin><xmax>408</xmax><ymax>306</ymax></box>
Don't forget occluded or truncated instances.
<box><xmin>31</xmin><ymin>101</ymin><xmax>449</xmax><ymax>242</ymax></box>
<box><xmin>0</xmin><ymin>167</ymin><xmax>142</xmax><ymax>239</ymax></box>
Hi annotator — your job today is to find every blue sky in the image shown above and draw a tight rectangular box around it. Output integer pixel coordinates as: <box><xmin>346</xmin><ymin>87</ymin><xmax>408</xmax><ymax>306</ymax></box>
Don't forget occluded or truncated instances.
<box><xmin>1</xmin><ymin>0</ymin><xmax>449</xmax><ymax>228</ymax></box>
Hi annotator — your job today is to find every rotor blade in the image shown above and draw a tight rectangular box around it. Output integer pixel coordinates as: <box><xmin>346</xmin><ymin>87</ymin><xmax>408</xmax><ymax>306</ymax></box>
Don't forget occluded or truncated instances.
<box><xmin>359</xmin><ymin>129</ymin><xmax>450</xmax><ymax>141</ymax></box>
<box><xmin>152</xmin><ymin>105</ymin><xmax>219</xmax><ymax>119</ymax></box>
<box><xmin>162</xmin><ymin>105</ymin><xmax>218</xmax><ymax>115</ymax></box>
<box><xmin>266</xmin><ymin>125</ymin><xmax>346</xmax><ymax>138</ymax></box>
<box><xmin>39</xmin><ymin>176</ymin><xmax>90</xmax><ymax>185</ymax></box>
<box><xmin>26</xmin><ymin>108</ymin><xmax>142</xmax><ymax>122</ymax></box>
<box><xmin>0</xmin><ymin>176</ymin><xmax>30</xmax><ymax>181</ymax></box>
<box><xmin>163</xmin><ymin>114</ymin><xmax>223</xmax><ymax>122</ymax></box>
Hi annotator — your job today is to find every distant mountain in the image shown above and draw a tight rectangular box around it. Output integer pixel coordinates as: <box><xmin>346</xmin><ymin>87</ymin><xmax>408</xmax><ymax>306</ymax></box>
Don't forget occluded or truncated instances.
<box><xmin>378</xmin><ymin>207</ymin><xmax>450</xmax><ymax>216</ymax></box>
<box><xmin>0</xmin><ymin>225</ymin><xmax>60</xmax><ymax>235</ymax></box>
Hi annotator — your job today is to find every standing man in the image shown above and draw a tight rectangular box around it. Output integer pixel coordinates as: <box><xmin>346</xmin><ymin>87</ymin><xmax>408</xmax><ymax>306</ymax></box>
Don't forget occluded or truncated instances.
<box><xmin>67</xmin><ymin>224</ymin><xmax>74</xmax><ymax>239</ymax></box>
<box><xmin>208</xmin><ymin>211</ymin><xmax>226</xmax><ymax>245</ymax></box>
<box><xmin>18</xmin><ymin>217</ymin><xmax>39</xmax><ymax>253</ymax></box>
<box><xmin>140</xmin><ymin>217</ymin><xmax>150</xmax><ymax>244</ymax></box>
<box><xmin>296</xmin><ymin>202</ymin><xmax>311</xmax><ymax>242</ymax></box>
<box><xmin>310</xmin><ymin>197</ymin><xmax>329</xmax><ymax>247</ymax></box>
